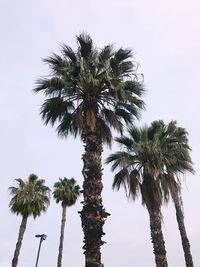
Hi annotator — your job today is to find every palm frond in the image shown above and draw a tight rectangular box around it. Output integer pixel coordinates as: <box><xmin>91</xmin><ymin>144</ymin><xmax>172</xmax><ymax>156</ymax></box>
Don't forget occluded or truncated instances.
<box><xmin>43</xmin><ymin>53</ymin><xmax>68</xmax><ymax>75</ymax></box>
<box><xmin>128</xmin><ymin>127</ymin><xmax>141</xmax><ymax>143</ymax></box>
<box><xmin>120</xmin><ymin>61</ymin><xmax>134</xmax><ymax>74</ymax></box>
<box><xmin>77</xmin><ymin>33</ymin><xmax>93</xmax><ymax>60</ymax></box>
<box><xmin>115</xmin><ymin>108</ymin><xmax>133</xmax><ymax>124</ymax></box>
<box><xmin>98</xmin><ymin>45</ymin><xmax>114</xmax><ymax>64</ymax></box>
<box><xmin>97</xmin><ymin>117</ymin><xmax>112</xmax><ymax>145</ymax></box>
<box><xmin>115</xmin><ymin>136</ymin><xmax>133</xmax><ymax>149</ymax></box>
<box><xmin>34</xmin><ymin>77</ymin><xmax>65</xmax><ymax>95</ymax></box>
<box><xmin>40</xmin><ymin>98</ymin><xmax>74</xmax><ymax>125</ymax></box>
<box><xmin>114</xmin><ymin>48</ymin><xmax>132</xmax><ymax>63</ymax></box>
<box><xmin>128</xmin><ymin>169</ymin><xmax>140</xmax><ymax>200</ymax></box>
<box><xmin>101</xmin><ymin>108</ymin><xmax>123</xmax><ymax>133</ymax></box>
<box><xmin>124</xmin><ymin>80</ymin><xmax>145</xmax><ymax>97</ymax></box>
<box><xmin>105</xmin><ymin>151</ymin><xmax>134</xmax><ymax>171</ymax></box>
<box><xmin>112</xmin><ymin>168</ymin><xmax>128</xmax><ymax>191</ymax></box>
<box><xmin>57</xmin><ymin>113</ymin><xmax>79</xmax><ymax>138</ymax></box>
<box><xmin>61</xmin><ymin>44</ymin><xmax>77</xmax><ymax>62</ymax></box>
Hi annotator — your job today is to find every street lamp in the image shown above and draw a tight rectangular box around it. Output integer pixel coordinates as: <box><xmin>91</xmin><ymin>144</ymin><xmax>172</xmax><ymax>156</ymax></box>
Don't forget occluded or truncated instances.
<box><xmin>35</xmin><ymin>234</ymin><xmax>47</xmax><ymax>267</ymax></box>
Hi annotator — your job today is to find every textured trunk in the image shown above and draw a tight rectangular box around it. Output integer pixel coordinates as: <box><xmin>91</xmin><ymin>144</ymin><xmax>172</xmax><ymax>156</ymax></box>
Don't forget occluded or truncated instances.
<box><xmin>172</xmin><ymin>193</ymin><xmax>194</xmax><ymax>267</ymax></box>
<box><xmin>12</xmin><ymin>215</ymin><xmax>28</xmax><ymax>267</ymax></box>
<box><xmin>80</xmin><ymin>129</ymin><xmax>109</xmax><ymax>267</ymax></box>
<box><xmin>57</xmin><ymin>205</ymin><xmax>67</xmax><ymax>267</ymax></box>
<box><xmin>146</xmin><ymin>204</ymin><xmax>168</xmax><ymax>267</ymax></box>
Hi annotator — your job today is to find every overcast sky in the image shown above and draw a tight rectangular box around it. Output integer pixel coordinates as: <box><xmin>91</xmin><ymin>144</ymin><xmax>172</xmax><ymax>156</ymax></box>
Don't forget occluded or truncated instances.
<box><xmin>0</xmin><ymin>0</ymin><xmax>200</xmax><ymax>266</ymax></box>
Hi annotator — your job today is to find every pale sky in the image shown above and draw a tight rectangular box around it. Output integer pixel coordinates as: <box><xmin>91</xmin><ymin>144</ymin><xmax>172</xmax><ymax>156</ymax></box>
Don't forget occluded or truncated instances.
<box><xmin>0</xmin><ymin>1</ymin><xmax>200</xmax><ymax>266</ymax></box>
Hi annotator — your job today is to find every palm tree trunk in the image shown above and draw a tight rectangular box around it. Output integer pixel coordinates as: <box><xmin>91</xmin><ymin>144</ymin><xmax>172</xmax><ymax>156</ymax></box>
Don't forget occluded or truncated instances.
<box><xmin>172</xmin><ymin>193</ymin><xmax>194</xmax><ymax>267</ymax></box>
<box><xmin>146</xmin><ymin>204</ymin><xmax>168</xmax><ymax>267</ymax></box>
<box><xmin>80</xmin><ymin>130</ymin><xmax>109</xmax><ymax>267</ymax></box>
<box><xmin>12</xmin><ymin>215</ymin><xmax>28</xmax><ymax>267</ymax></box>
<box><xmin>57</xmin><ymin>205</ymin><xmax>67</xmax><ymax>267</ymax></box>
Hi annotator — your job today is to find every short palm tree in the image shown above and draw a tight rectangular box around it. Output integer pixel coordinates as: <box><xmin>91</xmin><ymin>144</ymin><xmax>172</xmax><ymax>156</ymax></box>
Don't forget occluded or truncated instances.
<box><xmin>34</xmin><ymin>32</ymin><xmax>144</xmax><ymax>267</ymax></box>
<box><xmin>9</xmin><ymin>174</ymin><xmax>50</xmax><ymax>267</ymax></box>
<box><xmin>106</xmin><ymin>120</ymin><xmax>193</xmax><ymax>267</ymax></box>
<box><xmin>53</xmin><ymin>177</ymin><xmax>80</xmax><ymax>267</ymax></box>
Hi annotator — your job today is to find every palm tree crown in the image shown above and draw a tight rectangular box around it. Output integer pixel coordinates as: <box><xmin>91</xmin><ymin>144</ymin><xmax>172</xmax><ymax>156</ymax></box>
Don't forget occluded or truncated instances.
<box><xmin>34</xmin><ymin>33</ymin><xmax>144</xmax><ymax>144</ymax></box>
<box><xmin>53</xmin><ymin>177</ymin><xmax>80</xmax><ymax>207</ymax></box>
<box><xmin>106</xmin><ymin>120</ymin><xmax>193</xmax><ymax>206</ymax></box>
<box><xmin>9</xmin><ymin>173</ymin><xmax>50</xmax><ymax>218</ymax></box>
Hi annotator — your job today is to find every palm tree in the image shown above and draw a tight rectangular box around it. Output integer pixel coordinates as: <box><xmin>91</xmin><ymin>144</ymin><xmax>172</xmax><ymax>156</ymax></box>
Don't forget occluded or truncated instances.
<box><xmin>158</xmin><ymin>121</ymin><xmax>194</xmax><ymax>267</ymax></box>
<box><xmin>34</xmin><ymin>33</ymin><xmax>144</xmax><ymax>267</ymax></box>
<box><xmin>106</xmin><ymin>121</ymin><xmax>193</xmax><ymax>267</ymax></box>
<box><xmin>53</xmin><ymin>177</ymin><xmax>80</xmax><ymax>267</ymax></box>
<box><xmin>9</xmin><ymin>174</ymin><xmax>50</xmax><ymax>267</ymax></box>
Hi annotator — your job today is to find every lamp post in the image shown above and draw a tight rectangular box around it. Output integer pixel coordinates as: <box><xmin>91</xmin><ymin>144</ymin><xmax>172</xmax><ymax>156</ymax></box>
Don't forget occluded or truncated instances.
<box><xmin>35</xmin><ymin>234</ymin><xmax>47</xmax><ymax>267</ymax></box>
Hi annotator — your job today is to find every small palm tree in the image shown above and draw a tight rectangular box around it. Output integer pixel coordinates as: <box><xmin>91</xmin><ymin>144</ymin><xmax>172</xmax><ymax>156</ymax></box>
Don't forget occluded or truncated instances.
<box><xmin>53</xmin><ymin>177</ymin><xmax>80</xmax><ymax>267</ymax></box>
<box><xmin>34</xmin><ymin>32</ymin><xmax>144</xmax><ymax>267</ymax></box>
<box><xmin>106</xmin><ymin>121</ymin><xmax>193</xmax><ymax>267</ymax></box>
<box><xmin>9</xmin><ymin>174</ymin><xmax>50</xmax><ymax>267</ymax></box>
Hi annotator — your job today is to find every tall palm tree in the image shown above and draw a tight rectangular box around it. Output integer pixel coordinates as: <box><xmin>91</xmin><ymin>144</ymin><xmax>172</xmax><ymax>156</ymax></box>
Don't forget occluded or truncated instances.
<box><xmin>53</xmin><ymin>177</ymin><xmax>80</xmax><ymax>267</ymax></box>
<box><xmin>106</xmin><ymin>120</ymin><xmax>193</xmax><ymax>267</ymax></box>
<box><xmin>9</xmin><ymin>174</ymin><xmax>50</xmax><ymax>267</ymax></box>
<box><xmin>34</xmin><ymin>33</ymin><xmax>144</xmax><ymax>267</ymax></box>
<box><xmin>157</xmin><ymin>121</ymin><xmax>194</xmax><ymax>267</ymax></box>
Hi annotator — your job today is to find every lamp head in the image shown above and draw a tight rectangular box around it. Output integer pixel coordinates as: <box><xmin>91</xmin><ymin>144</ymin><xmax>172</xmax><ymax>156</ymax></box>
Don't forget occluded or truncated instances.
<box><xmin>35</xmin><ymin>234</ymin><xmax>47</xmax><ymax>240</ymax></box>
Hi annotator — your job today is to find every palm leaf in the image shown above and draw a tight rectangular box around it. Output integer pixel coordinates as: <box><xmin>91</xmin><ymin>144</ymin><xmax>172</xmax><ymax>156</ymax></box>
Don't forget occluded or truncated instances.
<box><xmin>40</xmin><ymin>98</ymin><xmax>74</xmax><ymax>125</ymax></box>
<box><xmin>61</xmin><ymin>44</ymin><xmax>77</xmax><ymax>62</ymax></box>
<box><xmin>77</xmin><ymin>33</ymin><xmax>93</xmax><ymax>60</ymax></box>
<box><xmin>128</xmin><ymin>169</ymin><xmax>140</xmax><ymax>199</ymax></box>
<box><xmin>57</xmin><ymin>113</ymin><xmax>78</xmax><ymax>137</ymax></box>
<box><xmin>112</xmin><ymin>168</ymin><xmax>129</xmax><ymax>192</ymax></box>
<box><xmin>98</xmin><ymin>45</ymin><xmax>114</xmax><ymax>64</ymax></box>
<box><xmin>114</xmin><ymin>48</ymin><xmax>132</xmax><ymax>63</ymax></box>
